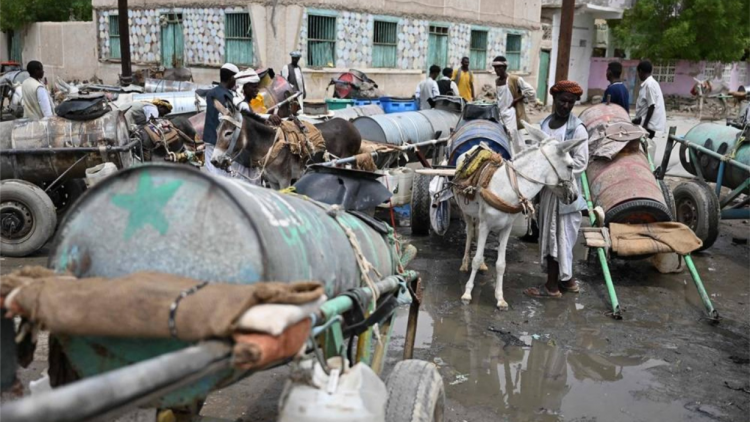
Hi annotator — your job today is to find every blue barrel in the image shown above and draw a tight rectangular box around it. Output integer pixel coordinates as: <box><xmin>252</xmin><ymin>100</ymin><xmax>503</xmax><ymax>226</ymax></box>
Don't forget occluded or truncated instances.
<box><xmin>352</xmin><ymin>110</ymin><xmax>459</xmax><ymax>146</ymax></box>
<box><xmin>48</xmin><ymin>164</ymin><xmax>404</xmax><ymax>408</ymax></box>
<box><xmin>447</xmin><ymin>120</ymin><xmax>512</xmax><ymax>166</ymax></box>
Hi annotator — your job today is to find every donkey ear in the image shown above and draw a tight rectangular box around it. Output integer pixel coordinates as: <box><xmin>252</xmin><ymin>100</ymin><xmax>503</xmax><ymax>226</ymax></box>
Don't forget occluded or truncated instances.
<box><xmin>559</xmin><ymin>137</ymin><xmax>587</xmax><ymax>154</ymax></box>
<box><xmin>523</xmin><ymin>121</ymin><xmax>548</xmax><ymax>143</ymax></box>
<box><xmin>213</xmin><ymin>99</ymin><xmax>231</xmax><ymax>116</ymax></box>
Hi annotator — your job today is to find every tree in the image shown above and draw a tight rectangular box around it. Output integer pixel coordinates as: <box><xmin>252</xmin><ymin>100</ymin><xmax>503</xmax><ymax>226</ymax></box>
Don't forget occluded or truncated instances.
<box><xmin>613</xmin><ymin>0</ymin><xmax>749</xmax><ymax>63</ymax></box>
<box><xmin>0</xmin><ymin>0</ymin><xmax>92</xmax><ymax>32</ymax></box>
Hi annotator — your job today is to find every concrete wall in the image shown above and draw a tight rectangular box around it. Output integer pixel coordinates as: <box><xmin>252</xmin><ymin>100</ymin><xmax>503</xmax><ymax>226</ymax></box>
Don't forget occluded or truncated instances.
<box><xmin>21</xmin><ymin>22</ymin><xmax>99</xmax><ymax>82</ymax></box>
<box><xmin>588</xmin><ymin>58</ymin><xmax>750</xmax><ymax>99</ymax></box>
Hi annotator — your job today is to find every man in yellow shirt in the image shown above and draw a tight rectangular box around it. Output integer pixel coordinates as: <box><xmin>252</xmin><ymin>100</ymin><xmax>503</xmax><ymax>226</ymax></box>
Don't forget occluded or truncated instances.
<box><xmin>451</xmin><ymin>57</ymin><xmax>475</xmax><ymax>102</ymax></box>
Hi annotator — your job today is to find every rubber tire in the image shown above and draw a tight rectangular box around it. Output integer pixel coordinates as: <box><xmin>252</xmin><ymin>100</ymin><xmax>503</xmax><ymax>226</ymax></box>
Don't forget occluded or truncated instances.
<box><xmin>411</xmin><ymin>174</ymin><xmax>431</xmax><ymax>236</ymax></box>
<box><xmin>658</xmin><ymin>180</ymin><xmax>676</xmax><ymax>221</ymax></box>
<box><xmin>385</xmin><ymin>360</ymin><xmax>445</xmax><ymax>422</ymax></box>
<box><xmin>1</xmin><ymin>180</ymin><xmax>57</xmax><ymax>257</ymax></box>
<box><xmin>605</xmin><ymin>199</ymin><xmax>672</xmax><ymax>225</ymax></box>
<box><xmin>673</xmin><ymin>181</ymin><xmax>720</xmax><ymax>251</ymax></box>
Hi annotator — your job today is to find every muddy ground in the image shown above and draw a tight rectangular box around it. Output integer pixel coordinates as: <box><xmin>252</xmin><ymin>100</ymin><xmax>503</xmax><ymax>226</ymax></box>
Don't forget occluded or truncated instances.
<box><xmin>1</xmin><ymin>111</ymin><xmax>748</xmax><ymax>422</ymax></box>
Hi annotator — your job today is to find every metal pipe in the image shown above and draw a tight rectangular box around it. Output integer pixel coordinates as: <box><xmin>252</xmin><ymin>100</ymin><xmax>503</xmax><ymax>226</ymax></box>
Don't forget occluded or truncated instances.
<box><xmin>117</xmin><ymin>0</ymin><xmax>132</xmax><ymax>85</ymax></box>
<box><xmin>0</xmin><ymin>140</ymin><xmax>140</xmax><ymax>156</ymax></box>
<box><xmin>0</xmin><ymin>341</ymin><xmax>232</xmax><ymax>422</ymax></box>
<box><xmin>671</xmin><ymin>134</ymin><xmax>750</xmax><ymax>173</ymax></box>
<box><xmin>320</xmin><ymin>138</ymin><xmax>448</xmax><ymax>167</ymax></box>
<box><xmin>720</xmin><ymin>178</ymin><xmax>750</xmax><ymax>208</ymax></box>
<box><xmin>721</xmin><ymin>208</ymin><xmax>750</xmax><ymax>219</ymax></box>
<box><xmin>44</xmin><ymin>155</ymin><xmax>89</xmax><ymax>193</ymax></box>
<box><xmin>581</xmin><ymin>171</ymin><xmax>622</xmax><ymax>319</ymax></box>
<box><xmin>683</xmin><ymin>255</ymin><xmax>720</xmax><ymax>322</ymax></box>
<box><xmin>715</xmin><ymin>161</ymin><xmax>726</xmax><ymax>197</ymax></box>
<box><xmin>656</xmin><ymin>127</ymin><xmax>677</xmax><ymax>180</ymax></box>
<box><xmin>317</xmin><ymin>272</ymin><xmax>416</xmax><ymax>323</ymax></box>
<box><xmin>267</xmin><ymin>92</ymin><xmax>302</xmax><ymax>113</ymax></box>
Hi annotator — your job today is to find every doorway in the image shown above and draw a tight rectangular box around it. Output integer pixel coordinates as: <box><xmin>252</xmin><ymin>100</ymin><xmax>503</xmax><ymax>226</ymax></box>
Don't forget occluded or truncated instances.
<box><xmin>537</xmin><ymin>50</ymin><xmax>551</xmax><ymax>104</ymax></box>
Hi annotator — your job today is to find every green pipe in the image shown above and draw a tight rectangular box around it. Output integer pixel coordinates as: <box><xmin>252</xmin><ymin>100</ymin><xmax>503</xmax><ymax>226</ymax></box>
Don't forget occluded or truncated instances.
<box><xmin>720</xmin><ymin>178</ymin><xmax>750</xmax><ymax>208</ymax></box>
<box><xmin>318</xmin><ymin>271</ymin><xmax>416</xmax><ymax>320</ymax></box>
<box><xmin>581</xmin><ymin>171</ymin><xmax>622</xmax><ymax>319</ymax></box>
<box><xmin>683</xmin><ymin>254</ymin><xmax>720</xmax><ymax>321</ymax></box>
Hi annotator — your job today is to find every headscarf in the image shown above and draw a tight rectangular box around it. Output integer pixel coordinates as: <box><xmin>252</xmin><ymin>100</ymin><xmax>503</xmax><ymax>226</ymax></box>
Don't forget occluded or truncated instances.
<box><xmin>150</xmin><ymin>99</ymin><xmax>172</xmax><ymax>111</ymax></box>
<box><xmin>235</xmin><ymin>68</ymin><xmax>260</xmax><ymax>85</ymax></box>
<box><xmin>550</xmin><ymin>80</ymin><xmax>583</xmax><ymax>98</ymax></box>
<box><xmin>290</xmin><ymin>51</ymin><xmax>302</xmax><ymax>58</ymax></box>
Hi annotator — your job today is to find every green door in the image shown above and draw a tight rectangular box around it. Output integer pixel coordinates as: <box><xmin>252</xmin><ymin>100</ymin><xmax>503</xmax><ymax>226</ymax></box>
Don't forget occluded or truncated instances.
<box><xmin>10</xmin><ymin>31</ymin><xmax>22</xmax><ymax>63</ymax></box>
<box><xmin>161</xmin><ymin>14</ymin><xmax>184</xmax><ymax>68</ymax></box>
<box><xmin>427</xmin><ymin>25</ymin><xmax>449</xmax><ymax>69</ymax></box>
<box><xmin>537</xmin><ymin>50</ymin><xmax>551</xmax><ymax>104</ymax></box>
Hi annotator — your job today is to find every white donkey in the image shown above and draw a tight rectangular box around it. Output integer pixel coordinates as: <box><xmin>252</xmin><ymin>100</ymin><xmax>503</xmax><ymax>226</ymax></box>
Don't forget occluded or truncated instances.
<box><xmin>455</xmin><ymin>123</ymin><xmax>586</xmax><ymax>310</ymax></box>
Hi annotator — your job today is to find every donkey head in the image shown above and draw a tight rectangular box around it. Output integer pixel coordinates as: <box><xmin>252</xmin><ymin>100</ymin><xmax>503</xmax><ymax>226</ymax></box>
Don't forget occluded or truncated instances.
<box><xmin>210</xmin><ymin>100</ymin><xmax>245</xmax><ymax>171</ymax></box>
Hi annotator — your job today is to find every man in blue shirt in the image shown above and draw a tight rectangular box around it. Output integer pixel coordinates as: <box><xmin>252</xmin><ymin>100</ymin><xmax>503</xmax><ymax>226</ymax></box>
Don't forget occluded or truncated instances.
<box><xmin>602</xmin><ymin>61</ymin><xmax>630</xmax><ymax>112</ymax></box>
<box><xmin>203</xmin><ymin>63</ymin><xmax>238</xmax><ymax>175</ymax></box>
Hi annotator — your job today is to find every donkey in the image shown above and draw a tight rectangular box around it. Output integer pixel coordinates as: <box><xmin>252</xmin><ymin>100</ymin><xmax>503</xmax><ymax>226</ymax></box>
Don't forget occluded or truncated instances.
<box><xmin>211</xmin><ymin>110</ymin><xmax>362</xmax><ymax>189</ymax></box>
<box><xmin>455</xmin><ymin>123</ymin><xmax>586</xmax><ymax>310</ymax></box>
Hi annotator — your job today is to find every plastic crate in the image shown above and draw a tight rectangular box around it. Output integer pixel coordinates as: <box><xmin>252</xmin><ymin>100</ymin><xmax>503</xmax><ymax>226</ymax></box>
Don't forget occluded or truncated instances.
<box><xmin>379</xmin><ymin>97</ymin><xmax>418</xmax><ymax>114</ymax></box>
<box><xmin>325</xmin><ymin>98</ymin><xmax>354</xmax><ymax>110</ymax></box>
<box><xmin>353</xmin><ymin>98</ymin><xmax>381</xmax><ymax>107</ymax></box>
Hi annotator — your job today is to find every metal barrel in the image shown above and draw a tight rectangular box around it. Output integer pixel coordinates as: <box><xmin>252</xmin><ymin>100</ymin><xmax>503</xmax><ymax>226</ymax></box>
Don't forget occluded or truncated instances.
<box><xmin>587</xmin><ymin>143</ymin><xmax>671</xmax><ymax>224</ymax></box>
<box><xmin>0</xmin><ymin>110</ymin><xmax>133</xmax><ymax>183</ymax></box>
<box><xmin>682</xmin><ymin>123</ymin><xmax>749</xmax><ymax>190</ymax></box>
<box><xmin>131</xmin><ymin>91</ymin><xmax>206</xmax><ymax>115</ymax></box>
<box><xmin>579</xmin><ymin>103</ymin><xmax>631</xmax><ymax>136</ymax></box>
<box><xmin>352</xmin><ymin>110</ymin><xmax>459</xmax><ymax>146</ymax></box>
<box><xmin>332</xmin><ymin>104</ymin><xmax>384</xmax><ymax>121</ymax></box>
<box><xmin>143</xmin><ymin>78</ymin><xmax>211</xmax><ymax>93</ymax></box>
<box><xmin>47</xmin><ymin>164</ymin><xmax>404</xmax><ymax>408</ymax></box>
<box><xmin>447</xmin><ymin>120</ymin><xmax>512</xmax><ymax>166</ymax></box>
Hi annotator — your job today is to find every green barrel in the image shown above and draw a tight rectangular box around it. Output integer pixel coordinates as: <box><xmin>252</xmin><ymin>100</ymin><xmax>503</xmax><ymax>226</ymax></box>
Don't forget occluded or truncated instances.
<box><xmin>682</xmin><ymin>123</ymin><xmax>749</xmax><ymax>190</ymax></box>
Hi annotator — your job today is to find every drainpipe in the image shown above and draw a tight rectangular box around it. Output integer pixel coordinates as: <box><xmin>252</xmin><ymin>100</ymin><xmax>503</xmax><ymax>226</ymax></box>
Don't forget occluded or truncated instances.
<box><xmin>117</xmin><ymin>0</ymin><xmax>132</xmax><ymax>85</ymax></box>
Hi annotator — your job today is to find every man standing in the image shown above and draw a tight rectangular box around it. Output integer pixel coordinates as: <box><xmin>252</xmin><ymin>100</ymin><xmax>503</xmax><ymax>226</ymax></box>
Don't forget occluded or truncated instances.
<box><xmin>492</xmin><ymin>55</ymin><xmax>536</xmax><ymax>129</ymax></box>
<box><xmin>21</xmin><ymin>61</ymin><xmax>53</xmax><ymax>119</ymax></box>
<box><xmin>524</xmin><ymin>81</ymin><xmax>589</xmax><ymax>299</ymax></box>
<box><xmin>437</xmin><ymin>67</ymin><xmax>459</xmax><ymax>96</ymax></box>
<box><xmin>452</xmin><ymin>57</ymin><xmax>475</xmax><ymax>102</ymax></box>
<box><xmin>203</xmin><ymin>63</ymin><xmax>239</xmax><ymax>175</ymax></box>
<box><xmin>633</xmin><ymin>60</ymin><xmax>666</xmax><ymax>159</ymax></box>
<box><xmin>235</xmin><ymin>68</ymin><xmax>281</xmax><ymax>126</ymax></box>
<box><xmin>281</xmin><ymin>51</ymin><xmax>306</xmax><ymax>100</ymax></box>
<box><xmin>602</xmin><ymin>61</ymin><xmax>630</xmax><ymax>111</ymax></box>
<box><xmin>415</xmin><ymin>65</ymin><xmax>441</xmax><ymax>110</ymax></box>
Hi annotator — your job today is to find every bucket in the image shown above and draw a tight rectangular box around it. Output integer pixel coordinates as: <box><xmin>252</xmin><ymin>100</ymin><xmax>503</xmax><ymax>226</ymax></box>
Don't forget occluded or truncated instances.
<box><xmin>326</xmin><ymin>98</ymin><xmax>353</xmax><ymax>110</ymax></box>
<box><xmin>85</xmin><ymin>162</ymin><xmax>118</xmax><ymax>187</ymax></box>
<box><xmin>378</xmin><ymin>168</ymin><xmax>415</xmax><ymax>207</ymax></box>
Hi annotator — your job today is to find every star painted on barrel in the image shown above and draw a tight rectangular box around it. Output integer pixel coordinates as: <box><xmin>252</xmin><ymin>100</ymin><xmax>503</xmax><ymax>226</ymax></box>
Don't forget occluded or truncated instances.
<box><xmin>111</xmin><ymin>172</ymin><xmax>183</xmax><ymax>240</ymax></box>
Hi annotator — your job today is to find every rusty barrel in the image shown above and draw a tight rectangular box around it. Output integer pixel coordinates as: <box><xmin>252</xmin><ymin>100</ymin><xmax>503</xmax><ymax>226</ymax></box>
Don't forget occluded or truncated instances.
<box><xmin>48</xmin><ymin>163</ymin><xmax>405</xmax><ymax>409</ymax></box>
<box><xmin>580</xmin><ymin>104</ymin><xmax>671</xmax><ymax>224</ymax></box>
<box><xmin>0</xmin><ymin>110</ymin><xmax>133</xmax><ymax>183</ymax></box>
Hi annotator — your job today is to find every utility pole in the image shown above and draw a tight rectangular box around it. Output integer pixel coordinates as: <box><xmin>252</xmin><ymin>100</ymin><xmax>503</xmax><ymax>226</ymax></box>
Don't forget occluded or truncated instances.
<box><xmin>118</xmin><ymin>0</ymin><xmax>132</xmax><ymax>85</ymax></box>
<box><xmin>555</xmin><ymin>0</ymin><xmax>575</xmax><ymax>82</ymax></box>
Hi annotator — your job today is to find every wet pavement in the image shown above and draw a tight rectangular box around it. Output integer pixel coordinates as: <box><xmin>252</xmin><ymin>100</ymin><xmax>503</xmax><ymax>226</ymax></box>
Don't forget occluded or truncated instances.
<box><xmin>1</xmin><ymin>112</ymin><xmax>749</xmax><ymax>421</ymax></box>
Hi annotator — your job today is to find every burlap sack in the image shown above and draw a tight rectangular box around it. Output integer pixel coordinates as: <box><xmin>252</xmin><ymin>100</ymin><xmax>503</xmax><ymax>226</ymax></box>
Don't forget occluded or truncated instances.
<box><xmin>610</xmin><ymin>222</ymin><xmax>703</xmax><ymax>256</ymax></box>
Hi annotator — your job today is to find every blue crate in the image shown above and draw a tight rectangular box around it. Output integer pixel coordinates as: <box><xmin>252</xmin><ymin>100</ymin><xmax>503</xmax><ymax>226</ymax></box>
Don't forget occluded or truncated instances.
<box><xmin>379</xmin><ymin>97</ymin><xmax>418</xmax><ymax>114</ymax></box>
<box><xmin>353</xmin><ymin>98</ymin><xmax>381</xmax><ymax>107</ymax></box>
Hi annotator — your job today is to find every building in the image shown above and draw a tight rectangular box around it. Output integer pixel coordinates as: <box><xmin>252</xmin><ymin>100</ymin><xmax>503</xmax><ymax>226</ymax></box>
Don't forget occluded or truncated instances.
<box><xmin>2</xmin><ymin>0</ymin><xmax>545</xmax><ymax>99</ymax></box>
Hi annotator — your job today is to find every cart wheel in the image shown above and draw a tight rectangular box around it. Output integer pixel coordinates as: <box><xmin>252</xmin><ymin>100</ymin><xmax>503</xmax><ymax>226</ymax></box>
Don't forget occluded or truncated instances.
<box><xmin>1</xmin><ymin>180</ymin><xmax>57</xmax><ymax>257</ymax></box>
<box><xmin>673</xmin><ymin>181</ymin><xmax>720</xmax><ymax>250</ymax></box>
<box><xmin>411</xmin><ymin>174</ymin><xmax>431</xmax><ymax>236</ymax></box>
<box><xmin>678</xmin><ymin>143</ymin><xmax>697</xmax><ymax>175</ymax></box>
<box><xmin>605</xmin><ymin>199</ymin><xmax>671</xmax><ymax>225</ymax></box>
<box><xmin>658</xmin><ymin>180</ymin><xmax>676</xmax><ymax>221</ymax></box>
<box><xmin>385</xmin><ymin>360</ymin><xmax>445</xmax><ymax>422</ymax></box>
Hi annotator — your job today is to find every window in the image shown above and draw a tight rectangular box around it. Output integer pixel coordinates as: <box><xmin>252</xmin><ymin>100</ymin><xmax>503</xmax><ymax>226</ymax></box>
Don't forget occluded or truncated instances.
<box><xmin>722</xmin><ymin>63</ymin><xmax>733</xmax><ymax>86</ymax></box>
<box><xmin>653</xmin><ymin>60</ymin><xmax>676</xmax><ymax>83</ymax></box>
<box><xmin>506</xmin><ymin>34</ymin><xmax>522</xmax><ymax>71</ymax></box>
<box><xmin>542</xmin><ymin>23</ymin><xmax>552</xmax><ymax>41</ymax></box>
<box><xmin>307</xmin><ymin>15</ymin><xmax>336</xmax><ymax>67</ymax></box>
<box><xmin>109</xmin><ymin>15</ymin><xmax>121</xmax><ymax>60</ymax></box>
<box><xmin>469</xmin><ymin>30</ymin><xmax>487</xmax><ymax>70</ymax></box>
<box><xmin>427</xmin><ymin>25</ymin><xmax>449</xmax><ymax>69</ymax></box>
<box><xmin>225</xmin><ymin>13</ymin><xmax>253</xmax><ymax>65</ymax></box>
<box><xmin>703</xmin><ymin>62</ymin><xmax>720</xmax><ymax>80</ymax></box>
<box><xmin>373</xmin><ymin>20</ymin><xmax>397</xmax><ymax>68</ymax></box>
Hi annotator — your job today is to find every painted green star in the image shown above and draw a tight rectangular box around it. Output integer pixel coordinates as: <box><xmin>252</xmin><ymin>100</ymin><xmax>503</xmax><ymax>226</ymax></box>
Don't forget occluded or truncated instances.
<box><xmin>112</xmin><ymin>172</ymin><xmax>183</xmax><ymax>240</ymax></box>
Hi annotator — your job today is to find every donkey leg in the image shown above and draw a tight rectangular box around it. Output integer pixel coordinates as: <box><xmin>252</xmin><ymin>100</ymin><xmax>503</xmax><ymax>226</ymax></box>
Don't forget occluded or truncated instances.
<box><xmin>472</xmin><ymin>222</ymin><xmax>489</xmax><ymax>272</ymax></box>
<box><xmin>460</xmin><ymin>216</ymin><xmax>475</xmax><ymax>272</ymax></box>
<box><xmin>462</xmin><ymin>221</ymin><xmax>490</xmax><ymax>303</ymax></box>
<box><xmin>494</xmin><ymin>224</ymin><xmax>514</xmax><ymax>311</ymax></box>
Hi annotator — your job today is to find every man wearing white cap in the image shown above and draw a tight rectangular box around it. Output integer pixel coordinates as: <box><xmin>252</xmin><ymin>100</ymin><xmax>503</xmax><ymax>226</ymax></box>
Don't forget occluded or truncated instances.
<box><xmin>234</xmin><ymin>68</ymin><xmax>281</xmax><ymax>126</ymax></box>
<box><xmin>281</xmin><ymin>51</ymin><xmax>306</xmax><ymax>101</ymax></box>
<box><xmin>203</xmin><ymin>63</ymin><xmax>239</xmax><ymax>175</ymax></box>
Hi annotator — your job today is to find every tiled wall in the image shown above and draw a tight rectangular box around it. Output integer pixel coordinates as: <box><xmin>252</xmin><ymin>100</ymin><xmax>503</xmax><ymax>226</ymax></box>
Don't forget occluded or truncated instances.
<box><xmin>99</xmin><ymin>9</ymin><xmax>161</xmax><ymax>63</ymax></box>
<box><xmin>447</xmin><ymin>23</ymin><xmax>471</xmax><ymax>68</ymax></box>
<box><xmin>396</xmin><ymin>18</ymin><xmax>429</xmax><ymax>70</ymax></box>
<box><xmin>335</xmin><ymin>12</ymin><xmax>372</xmax><ymax>68</ymax></box>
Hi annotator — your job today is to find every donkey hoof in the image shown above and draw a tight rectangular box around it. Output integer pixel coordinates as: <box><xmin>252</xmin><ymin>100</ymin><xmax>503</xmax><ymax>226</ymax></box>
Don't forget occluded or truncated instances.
<box><xmin>479</xmin><ymin>262</ymin><xmax>489</xmax><ymax>272</ymax></box>
<box><xmin>461</xmin><ymin>293</ymin><xmax>472</xmax><ymax>303</ymax></box>
<box><xmin>496</xmin><ymin>300</ymin><xmax>509</xmax><ymax>310</ymax></box>
<box><xmin>459</xmin><ymin>263</ymin><xmax>469</xmax><ymax>272</ymax></box>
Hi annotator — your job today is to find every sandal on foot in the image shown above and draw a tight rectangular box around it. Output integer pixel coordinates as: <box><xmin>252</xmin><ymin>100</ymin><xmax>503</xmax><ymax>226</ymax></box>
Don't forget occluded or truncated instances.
<box><xmin>524</xmin><ymin>285</ymin><xmax>562</xmax><ymax>299</ymax></box>
<box><xmin>559</xmin><ymin>279</ymin><xmax>580</xmax><ymax>293</ymax></box>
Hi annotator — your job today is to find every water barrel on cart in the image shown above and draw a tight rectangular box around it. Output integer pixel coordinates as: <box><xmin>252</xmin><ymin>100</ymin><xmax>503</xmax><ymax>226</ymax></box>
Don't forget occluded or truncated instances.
<box><xmin>48</xmin><ymin>163</ymin><xmax>405</xmax><ymax>408</ymax></box>
<box><xmin>352</xmin><ymin>110</ymin><xmax>460</xmax><ymax>146</ymax></box>
<box><xmin>0</xmin><ymin>110</ymin><xmax>132</xmax><ymax>183</ymax></box>
<box><xmin>579</xmin><ymin>104</ymin><xmax>671</xmax><ymax>224</ymax></box>
<box><xmin>447</xmin><ymin>120</ymin><xmax>512</xmax><ymax>166</ymax></box>
<box><xmin>682</xmin><ymin>123</ymin><xmax>748</xmax><ymax>191</ymax></box>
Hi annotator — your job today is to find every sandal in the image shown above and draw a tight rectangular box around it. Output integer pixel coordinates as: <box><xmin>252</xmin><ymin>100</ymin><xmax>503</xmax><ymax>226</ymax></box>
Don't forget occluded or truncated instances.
<box><xmin>524</xmin><ymin>285</ymin><xmax>562</xmax><ymax>299</ymax></box>
<box><xmin>559</xmin><ymin>279</ymin><xmax>581</xmax><ymax>293</ymax></box>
